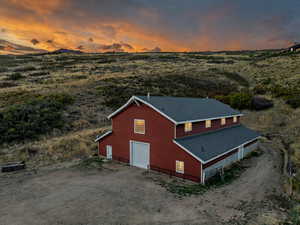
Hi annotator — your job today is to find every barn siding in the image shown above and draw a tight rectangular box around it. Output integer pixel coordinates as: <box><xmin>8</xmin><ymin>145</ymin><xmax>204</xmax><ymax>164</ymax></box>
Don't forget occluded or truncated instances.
<box><xmin>244</xmin><ymin>140</ymin><xmax>259</xmax><ymax>156</ymax></box>
<box><xmin>203</xmin><ymin>151</ymin><xmax>239</xmax><ymax>179</ymax></box>
<box><xmin>98</xmin><ymin>102</ymin><xmax>202</xmax><ymax>181</ymax></box>
<box><xmin>203</xmin><ymin>140</ymin><xmax>259</xmax><ymax>181</ymax></box>
<box><xmin>203</xmin><ymin>149</ymin><xmax>238</xmax><ymax>169</ymax></box>
<box><xmin>176</xmin><ymin>116</ymin><xmax>240</xmax><ymax>138</ymax></box>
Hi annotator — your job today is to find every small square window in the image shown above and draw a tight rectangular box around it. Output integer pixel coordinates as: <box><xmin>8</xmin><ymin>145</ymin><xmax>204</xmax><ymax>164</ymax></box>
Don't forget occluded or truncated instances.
<box><xmin>134</xmin><ymin>119</ymin><xmax>145</xmax><ymax>134</ymax></box>
<box><xmin>205</xmin><ymin>120</ymin><xmax>211</xmax><ymax>128</ymax></box>
<box><xmin>176</xmin><ymin>160</ymin><xmax>184</xmax><ymax>174</ymax></box>
<box><xmin>233</xmin><ymin>116</ymin><xmax>237</xmax><ymax>123</ymax></box>
<box><xmin>221</xmin><ymin>118</ymin><xmax>226</xmax><ymax>125</ymax></box>
<box><xmin>184</xmin><ymin>122</ymin><xmax>192</xmax><ymax>132</ymax></box>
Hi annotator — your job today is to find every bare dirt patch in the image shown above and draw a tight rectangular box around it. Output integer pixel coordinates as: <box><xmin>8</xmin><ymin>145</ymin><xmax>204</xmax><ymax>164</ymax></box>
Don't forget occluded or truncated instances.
<box><xmin>0</xmin><ymin>144</ymin><xmax>285</xmax><ymax>225</ymax></box>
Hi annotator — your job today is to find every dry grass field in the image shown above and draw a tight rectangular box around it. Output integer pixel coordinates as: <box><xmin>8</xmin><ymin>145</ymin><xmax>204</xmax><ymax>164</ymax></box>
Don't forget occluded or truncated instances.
<box><xmin>0</xmin><ymin>50</ymin><xmax>300</xmax><ymax>224</ymax></box>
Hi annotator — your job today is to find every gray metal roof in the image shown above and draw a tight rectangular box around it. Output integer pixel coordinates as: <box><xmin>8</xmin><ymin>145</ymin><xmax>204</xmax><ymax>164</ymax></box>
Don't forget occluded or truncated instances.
<box><xmin>174</xmin><ymin>125</ymin><xmax>260</xmax><ymax>163</ymax></box>
<box><xmin>136</xmin><ymin>96</ymin><xmax>241</xmax><ymax>123</ymax></box>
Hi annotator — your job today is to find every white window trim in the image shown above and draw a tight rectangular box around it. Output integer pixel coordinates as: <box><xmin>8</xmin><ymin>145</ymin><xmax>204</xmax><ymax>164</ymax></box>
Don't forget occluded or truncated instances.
<box><xmin>134</xmin><ymin>119</ymin><xmax>145</xmax><ymax>134</ymax></box>
<box><xmin>176</xmin><ymin>160</ymin><xmax>184</xmax><ymax>174</ymax></box>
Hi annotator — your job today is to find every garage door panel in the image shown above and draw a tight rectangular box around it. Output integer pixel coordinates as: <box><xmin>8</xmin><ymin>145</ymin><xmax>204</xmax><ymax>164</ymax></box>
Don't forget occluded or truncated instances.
<box><xmin>131</xmin><ymin>141</ymin><xmax>150</xmax><ymax>169</ymax></box>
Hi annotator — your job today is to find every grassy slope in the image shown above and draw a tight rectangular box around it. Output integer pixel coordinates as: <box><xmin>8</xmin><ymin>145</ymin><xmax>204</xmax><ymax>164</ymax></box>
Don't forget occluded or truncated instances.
<box><xmin>0</xmin><ymin>50</ymin><xmax>299</xmax><ymax>193</ymax></box>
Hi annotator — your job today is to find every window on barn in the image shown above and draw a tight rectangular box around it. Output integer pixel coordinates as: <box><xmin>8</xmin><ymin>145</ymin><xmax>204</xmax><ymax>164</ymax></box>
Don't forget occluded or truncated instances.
<box><xmin>221</xmin><ymin>118</ymin><xmax>226</xmax><ymax>125</ymax></box>
<box><xmin>184</xmin><ymin>122</ymin><xmax>192</xmax><ymax>132</ymax></box>
<box><xmin>134</xmin><ymin>119</ymin><xmax>145</xmax><ymax>134</ymax></box>
<box><xmin>176</xmin><ymin>160</ymin><xmax>184</xmax><ymax>174</ymax></box>
<box><xmin>205</xmin><ymin>120</ymin><xmax>211</xmax><ymax>128</ymax></box>
<box><xmin>233</xmin><ymin>116</ymin><xmax>237</xmax><ymax>123</ymax></box>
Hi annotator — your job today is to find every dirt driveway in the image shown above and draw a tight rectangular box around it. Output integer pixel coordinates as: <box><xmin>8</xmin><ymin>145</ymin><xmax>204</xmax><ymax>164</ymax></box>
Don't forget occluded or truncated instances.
<box><xmin>0</xmin><ymin>143</ymin><xmax>285</xmax><ymax>225</ymax></box>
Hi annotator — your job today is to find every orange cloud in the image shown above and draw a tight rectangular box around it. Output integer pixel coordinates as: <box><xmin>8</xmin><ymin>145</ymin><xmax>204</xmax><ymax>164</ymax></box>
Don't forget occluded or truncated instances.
<box><xmin>0</xmin><ymin>0</ymin><xmax>192</xmax><ymax>52</ymax></box>
<box><xmin>7</xmin><ymin>0</ymin><xmax>67</xmax><ymax>15</ymax></box>
<box><xmin>0</xmin><ymin>0</ymin><xmax>298</xmax><ymax>53</ymax></box>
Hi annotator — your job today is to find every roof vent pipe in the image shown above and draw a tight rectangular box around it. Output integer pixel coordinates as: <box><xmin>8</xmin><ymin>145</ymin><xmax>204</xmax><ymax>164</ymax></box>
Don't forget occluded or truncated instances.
<box><xmin>147</xmin><ymin>92</ymin><xmax>150</xmax><ymax>100</ymax></box>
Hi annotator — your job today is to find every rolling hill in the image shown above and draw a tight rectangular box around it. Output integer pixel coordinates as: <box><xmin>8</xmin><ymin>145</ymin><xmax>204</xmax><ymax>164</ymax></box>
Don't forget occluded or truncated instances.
<box><xmin>0</xmin><ymin>39</ymin><xmax>47</xmax><ymax>55</ymax></box>
<box><xmin>0</xmin><ymin>50</ymin><xmax>299</xmax><ymax>206</ymax></box>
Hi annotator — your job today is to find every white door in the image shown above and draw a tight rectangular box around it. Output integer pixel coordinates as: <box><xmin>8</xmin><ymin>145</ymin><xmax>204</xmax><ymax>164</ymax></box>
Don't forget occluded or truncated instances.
<box><xmin>238</xmin><ymin>146</ymin><xmax>244</xmax><ymax>160</ymax></box>
<box><xmin>131</xmin><ymin>141</ymin><xmax>150</xmax><ymax>169</ymax></box>
<box><xmin>106</xmin><ymin>145</ymin><xmax>112</xmax><ymax>160</ymax></box>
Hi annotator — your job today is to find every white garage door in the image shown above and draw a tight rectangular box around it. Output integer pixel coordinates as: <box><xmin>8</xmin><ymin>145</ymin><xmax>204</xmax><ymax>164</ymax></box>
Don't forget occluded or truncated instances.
<box><xmin>130</xmin><ymin>141</ymin><xmax>150</xmax><ymax>169</ymax></box>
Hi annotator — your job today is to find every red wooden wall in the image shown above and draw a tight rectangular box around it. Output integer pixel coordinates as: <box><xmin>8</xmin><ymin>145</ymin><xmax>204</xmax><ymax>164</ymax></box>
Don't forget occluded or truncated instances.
<box><xmin>176</xmin><ymin>116</ymin><xmax>240</xmax><ymax>138</ymax></box>
<box><xmin>98</xmin><ymin>102</ymin><xmax>202</xmax><ymax>180</ymax></box>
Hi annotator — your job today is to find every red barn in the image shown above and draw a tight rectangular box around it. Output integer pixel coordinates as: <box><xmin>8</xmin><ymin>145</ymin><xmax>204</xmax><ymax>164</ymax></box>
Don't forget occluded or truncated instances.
<box><xmin>96</xmin><ymin>96</ymin><xmax>260</xmax><ymax>183</ymax></box>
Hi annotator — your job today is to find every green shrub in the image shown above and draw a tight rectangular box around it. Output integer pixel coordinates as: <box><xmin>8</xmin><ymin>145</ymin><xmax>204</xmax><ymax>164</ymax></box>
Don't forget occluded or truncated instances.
<box><xmin>0</xmin><ymin>56</ymin><xmax>18</xmax><ymax>67</ymax></box>
<box><xmin>270</xmin><ymin>85</ymin><xmax>292</xmax><ymax>97</ymax></box>
<box><xmin>0</xmin><ymin>67</ymin><xmax>8</xmax><ymax>73</ymax></box>
<box><xmin>40</xmin><ymin>93</ymin><xmax>74</xmax><ymax>105</ymax></box>
<box><xmin>289</xmin><ymin>207</ymin><xmax>300</xmax><ymax>225</ymax></box>
<box><xmin>207</xmin><ymin>68</ymin><xmax>249</xmax><ymax>87</ymax></box>
<box><xmin>0</xmin><ymin>93</ymin><xmax>74</xmax><ymax>144</ymax></box>
<box><xmin>97</xmin><ymin>75</ymin><xmax>235</xmax><ymax>109</ymax></box>
<box><xmin>261</xmin><ymin>77</ymin><xmax>272</xmax><ymax>85</ymax></box>
<box><xmin>207</xmin><ymin>60</ymin><xmax>235</xmax><ymax>64</ymax></box>
<box><xmin>255</xmin><ymin>50</ymin><xmax>299</xmax><ymax>61</ymax></box>
<box><xmin>286</xmin><ymin>96</ymin><xmax>300</xmax><ymax>109</ymax></box>
<box><xmin>206</xmin><ymin>163</ymin><xmax>247</xmax><ymax>187</ymax></box>
<box><xmin>269</xmin><ymin>85</ymin><xmax>300</xmax><ymax>108</ymax></box>
<box><xmin>29</xmin><ymin>71</ymin><xmax>50</xmax><ymax>77</ymax></box>
<box><xmin>7</xmin><ymin>73</ymin><xmax>24</xmax><ymax>80</ymax></box>
<box><xmin>221</xmin><ymin>71</ymin><xmax>249</xmax><ymax>87</ymax></box>
<box><xmin>127</xmin><ymin>54</ymin><xmax>152</xmax><ymax>61</ymax></box>
<box><xmin>215</xmin><ymin>92</ymin><xmax>253</xmax><ymax>110</ymax></box>
<box><xmin>98</xmin><ymin>58</ymin><xmax>117</xmax><ymax>64</ymax></box>
<box><xmin>14</xmin><ymin>66</ymin><xmax>36</xmax><ymax>72</ymax></box>
<box><xmin>161</xmin><ymin>181</ymin><xmax>207</xmax><ymax>197</ymax></box>
<box><xmin>77</xmin><ymin>157</ymin><xmax>104</xmax><ymax>169</ymax></box>
<box><xmin>253</xmin><ymin>84</ymin><xmax>267</xmax><ymax>94</ymax></box>
<box><xmin>159</xmin><ymin>162</ymin><xmax>246</xmax><ymax>197</ymax></box>
<box><xmin>187</xmin><ymin>55</ymin><xmax>225</xmax><ymax>60</ymax></box>
<box><xmin>73</xmin><ymin>75</ymin><xmax>87</xmax><ymax>80</ymax></box>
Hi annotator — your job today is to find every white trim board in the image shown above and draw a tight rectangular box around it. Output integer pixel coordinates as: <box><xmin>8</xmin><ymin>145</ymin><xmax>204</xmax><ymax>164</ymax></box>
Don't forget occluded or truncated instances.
<box><xmin>108</xmin><ymin>96</ymin><xmax>136</xmax><ymax>119</ymax></box>
<box><xmin>107</xmin><ymin>96</ymin><xmax>243</xmax><ymax>125</ymax></box>
<box><xmin>173</xmin><ymin>140</ymin><xmax>205</xmax><ymax>164</ymax></box>
<box><xmin>94</xmin><ymin>131</ymin><xmax>112</xmax><ymax>142</ymax></box>
<box><xmin>132</xmin><ymin>96</ymin><xmax>178</xmax><ymax>124</ymax></box>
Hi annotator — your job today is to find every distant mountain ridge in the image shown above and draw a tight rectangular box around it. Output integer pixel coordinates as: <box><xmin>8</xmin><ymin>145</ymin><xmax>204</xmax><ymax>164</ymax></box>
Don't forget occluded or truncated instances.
<box><xmin>50</xmin><ymin>48</ymin><xmax>83</xmax><ymax>54</ymax></box>
<box><xmin>0</xmin><ymin>39</ymin><xmax>47</xmax><ymax>55</ymax></box>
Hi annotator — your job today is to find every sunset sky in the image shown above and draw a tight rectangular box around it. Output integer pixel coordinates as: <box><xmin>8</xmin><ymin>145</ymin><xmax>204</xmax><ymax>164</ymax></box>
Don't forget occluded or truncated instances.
<box><xmin>0</xmin><ymin>0</ymin><xmax>299</xmax><ymax>52</ymax></box>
